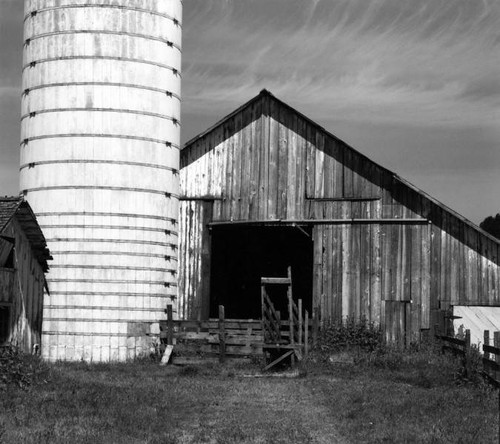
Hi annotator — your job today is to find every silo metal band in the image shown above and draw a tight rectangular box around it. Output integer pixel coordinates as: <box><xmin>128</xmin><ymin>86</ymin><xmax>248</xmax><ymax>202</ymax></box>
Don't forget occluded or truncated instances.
<box><xmin>21</xmin><ymin>108</ymin><xmax>181</xmax><ymax>124</ymax></box>
<box><xmin>44</xmin><ymin>237</ymin><xmax>175</xmax><ymax>248</ymax></box>
<box><xmin>50</xmin><ymin>264</ymin><xmax>170</xmax><ymax>272</ymax></box>
<box><xmin>42</xmin><ymin>332</ymin><xmax>137</xmax><ymax>337</ymax></box>
<box><xmin>45</xmin><ymin>306</ymin><xmax>169</xmax><ymax>312</ymax></box>
<box><xmin>24</xmin><ymin>4</ymin><xmax>182</xmax><ymax>27</ymax></box>
<box><xmin>35</xmin><ymin>211</ymin><xmax>177</xmax><ymax>224</ymax></box>
<box><xmin>23</xmin><ymin>82</ymin><xmax>180</xmax><ymax>101</ymax></box>
<box><xmin>21</xmin><ymin>160</ymin><xmax>178</xmax><ymax>175</ymax></box>
<box><xmin>47</xmin><ymin>278</ymin><xmax>173</xmax><ymax>286</ymax></box>
<box><xmin>44</xmin><ymin>319</ymin><xmax>166</xmax><ymax>324</ymax></box>
<box><xmin>22</xmin><ymin>186</ymin><xmax>179</xmax><ymax>200</ymax></box>
<box><xmin>50</xmin><ymin>251</ymin><xmax>177</xmax><ymax>260</ymax></box>
<box><xmin>21</xmin><ymin>134</ymin><xmax>180</xmax><ymax>149</ymax></box>
<box><xmin>39</xmin><ymin>224</ymin><xmax>178</xmax><ymax>235</ymax></box>
<box><xmin>25</xmin><ymin>30</ymin><xmax>182</xmax><ymax>52</ymax></box>
<box><xmin>45</xmin><ymin>291</ymin><xmax>174</xmax><ymax>299</ymax></box>
<box><xmin>22</xmin><ymin>56</ymin><xmax>181</xmax><ymax>76</ymax></box>
<box><xmin>48</xmin><ymin>291</ymin><xmax>170</xmax><ymax>297</ymax></box>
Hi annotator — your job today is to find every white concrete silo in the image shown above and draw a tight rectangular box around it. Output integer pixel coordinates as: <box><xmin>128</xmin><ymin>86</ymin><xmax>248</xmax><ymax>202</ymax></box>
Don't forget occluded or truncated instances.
<box><xmin>20</xmin><ymin>0</ymin><xmax>182</xmax><ymax>361</ymax></box>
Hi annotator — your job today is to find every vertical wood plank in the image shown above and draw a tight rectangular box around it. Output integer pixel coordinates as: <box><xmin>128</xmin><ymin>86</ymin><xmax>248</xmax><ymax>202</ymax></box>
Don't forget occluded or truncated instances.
<box><xmin>222</xmin><ymin>119</ymin><xmax>235</xmax><ymax>220</ymax></box>
<box><xmin>314</xmin><ymin>132</ymin><xmax>325</xmax><ymax>198</ymax></box>
<box><xmin>286</xmin><ymin>112</ymin><xmax>297</xmax><ymax>219</ymax></box>
<box><xmin>259</xmin><ymin>95</ymin><xmax>270</xmax><ymax>219</ymax></box>
<box><xmin>239</xmin><ymin>106</ymin><xmax>251</xmax><ymax>221</ymax></box>
<box><xmin>371</xmin><ymin>200</ymin><xmax>382</xmax><ymax>325</ymax></box>
<box><xmin>231</xmin><ymin>111</ymin><xmax>243</xmax><ymax>220</ymax></box>
<box><xmin>295</xmin><ymin>117</ymin><xmax>306</xmax><ymax>218</ymax></box>
<box><xmin>200</xmin><ymin>202</ymin><xmax>213</xmax><ymax>319</ymax></box>
<box><xmin>313</xmin><ymin>226</ymin><xmax>323</xmax><ymax>320</ymax></box>
<box><xmin>268</xmin><ymin>99</ymin><xmax>279</xmax><ymax>219</ymax></box>
<box><xmin>248</xmin><ymin>100</ymin><xmax>261</xmax><ymax>219</ymax></box>
<box><xmin>305</xmin><ymin>121</ymin><xmax>315</xmax><ymax>199</ymax></box>
<box><xmin>341</xmin><ymin>203</ymin><xmax>351</xmax><ymax>319</ymax></box>
<box><xmin>421</xmin><ymin>224</ymin><xmax>431</xmax><ymax>329</ymax></box>
<box><xmin>351</xmin><ymin>224</ymin><xmax>361</xmax><ymax>319</ymax></box>
<box><xmin>277</xmin><ymin>104</ymin><xmax>289</xmax><ymax>219</ymax></box>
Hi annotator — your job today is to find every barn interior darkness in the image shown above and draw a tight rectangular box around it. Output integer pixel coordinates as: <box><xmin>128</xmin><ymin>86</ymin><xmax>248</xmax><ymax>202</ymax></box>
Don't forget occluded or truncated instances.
<box><xmin>209</xmin><ymin>225</ymin><xmax>313</xmax><ymax>319</ymax></box>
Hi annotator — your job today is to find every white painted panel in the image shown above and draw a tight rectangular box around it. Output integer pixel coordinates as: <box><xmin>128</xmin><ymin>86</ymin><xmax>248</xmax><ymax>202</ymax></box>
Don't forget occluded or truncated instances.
<box><xmin>453</xmin><ymin>306</ymin><xmax>500</xmax><ymax>347</ymax></box>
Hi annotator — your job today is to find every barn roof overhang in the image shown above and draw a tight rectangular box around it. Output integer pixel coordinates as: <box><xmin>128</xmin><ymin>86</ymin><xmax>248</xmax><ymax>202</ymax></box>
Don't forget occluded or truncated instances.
<box><xmin>0</xmin><ymin>196</ymin><xmax>52</xmax><ymax>271</ymax></box>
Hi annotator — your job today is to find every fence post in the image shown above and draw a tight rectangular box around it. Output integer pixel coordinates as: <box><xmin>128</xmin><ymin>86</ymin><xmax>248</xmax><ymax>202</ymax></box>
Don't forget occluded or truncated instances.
<box><xmin>298</xmin><ymin>299</ymin><xmax>303</xmax><ymax>347</ymax></box>
<box><xmin>167</xmin><ymin>304</ymin><xmax>174</xmax><ymax>346</ymax></box>
<box><xmin>485</xmin><ymin>331</ymin><xmax>490</xmax><ymax>378</ymax></box>
<box><xmin>219</xmin><ymin>305</ymin><xmax>226</xmax><ymax>364</ymax></box>
<box><xmin>494</xmin><ymin>332</ymin><xmax>500</xmax><ymax>383</ymax></box>
<box><xmin>304</xmin><ymin>310</ymin><xmax>309</xmax><ymax>357</ymax></box>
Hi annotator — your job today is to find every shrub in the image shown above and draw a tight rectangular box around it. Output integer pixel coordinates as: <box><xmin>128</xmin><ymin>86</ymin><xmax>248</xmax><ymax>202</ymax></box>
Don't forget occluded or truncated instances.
<box><xmin>318</xmin><ymin>316</ymin><xmax>383</xmax><ymax>353</ymax></box>
<box><xmin>0</xmin><ymin>346</ymin><xmax>50</xmax><ymax>390</ymax></box>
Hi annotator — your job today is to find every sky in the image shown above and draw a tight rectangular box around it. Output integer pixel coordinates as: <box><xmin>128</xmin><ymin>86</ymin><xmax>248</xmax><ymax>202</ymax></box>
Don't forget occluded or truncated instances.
<box><xmin>1</xmin><ymin>0</ymin><xmax>499</xmax><ymax>224</ymax></box>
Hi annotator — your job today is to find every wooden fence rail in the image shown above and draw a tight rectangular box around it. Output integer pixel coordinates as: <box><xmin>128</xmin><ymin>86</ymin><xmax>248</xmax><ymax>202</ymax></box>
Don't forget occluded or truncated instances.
<box><xmin>435</xmin><ymin>327</ymin><xmax>470</xmax><ymax>357</ymax></box>
<box><xmin>159</xmin><ymin>305</ymin><xmax>314</xmax><ymax>365</ymax></box>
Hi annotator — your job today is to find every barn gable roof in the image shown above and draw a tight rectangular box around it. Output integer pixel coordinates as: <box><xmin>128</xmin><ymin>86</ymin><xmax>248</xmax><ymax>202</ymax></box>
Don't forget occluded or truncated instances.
<box><xmin>182</xmin><ymin>89</ymin><xmax>500</xmax><ymax>248</ymax></box>
<box><xmin>0</xmin><ymin>196</ymin><xmax>52</xmax><ymax>271</ymax></box>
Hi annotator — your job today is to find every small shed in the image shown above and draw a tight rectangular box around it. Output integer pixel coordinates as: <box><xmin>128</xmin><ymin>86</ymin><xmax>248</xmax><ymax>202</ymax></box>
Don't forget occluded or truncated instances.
<box><xmin>178</xmin><ymin>90</ymin><xmax>500</xmax><ymax>345</ymax></box>
<box><xmin>0</xmin><ymin>197</ymin><xmax>51</xmax><ymax>352</ymax></box>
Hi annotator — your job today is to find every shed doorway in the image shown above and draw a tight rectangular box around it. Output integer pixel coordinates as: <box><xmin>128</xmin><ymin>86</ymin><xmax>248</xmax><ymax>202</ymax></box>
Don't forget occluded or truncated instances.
<box><xmin>209</xmin><ymin>225</ymin><xmax>313</xmax><ymax>319</ymax></box>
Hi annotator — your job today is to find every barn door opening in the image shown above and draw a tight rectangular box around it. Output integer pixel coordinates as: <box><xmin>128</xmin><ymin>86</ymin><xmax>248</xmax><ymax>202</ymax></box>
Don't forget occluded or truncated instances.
<box><xmin>209</xmin><ymin>225</ymin><xmax>313</xmax><ymax>319</ymax></box>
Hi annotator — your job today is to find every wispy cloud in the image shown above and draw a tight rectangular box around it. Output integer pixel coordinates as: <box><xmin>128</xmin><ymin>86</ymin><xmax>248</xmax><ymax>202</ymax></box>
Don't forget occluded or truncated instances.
<box><xmin>183</xmin><ymin>0</ymin><xmax>500</xmax><ymax>128</ymax></box>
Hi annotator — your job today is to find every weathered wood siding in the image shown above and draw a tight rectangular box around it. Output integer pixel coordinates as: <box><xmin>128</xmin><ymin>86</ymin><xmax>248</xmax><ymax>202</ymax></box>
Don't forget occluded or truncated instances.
<box><xmin>1</xmin><ymin>217</ymin><xmax>45</xmax><ymax>351</ymax></box>
<box><xmin>179</xmin><ymin>91</ymin><xmax>500</xmax><ymax>340</ymax></box>
<box><xmin>177</xmin><ymin>200</ymin><xmax>212</xmax><ymax>320</ymax></box>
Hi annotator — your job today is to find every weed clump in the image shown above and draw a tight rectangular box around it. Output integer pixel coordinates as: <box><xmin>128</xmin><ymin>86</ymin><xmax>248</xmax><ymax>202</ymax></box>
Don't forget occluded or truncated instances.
<box><xmin>0</xmin><ymin>346</ymin><xmax>50</xmax><ymax>390</ymax></box>
<box><xmin>318</xmin><ymin>316</ymin><xmax>382</xmax><ymax>353</ymax></box>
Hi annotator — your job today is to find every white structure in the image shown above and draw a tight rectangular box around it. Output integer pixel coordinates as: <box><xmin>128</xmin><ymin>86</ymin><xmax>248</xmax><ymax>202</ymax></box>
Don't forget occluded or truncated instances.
<box><xmin>20</xmin><ymin>0</ymin><xmax>182</xmax><ymax>361</ymax></box>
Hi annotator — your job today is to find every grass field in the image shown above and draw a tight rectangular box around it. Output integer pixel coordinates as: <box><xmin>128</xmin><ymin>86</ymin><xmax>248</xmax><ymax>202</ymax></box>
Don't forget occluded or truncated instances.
<box><xmin>0</xmin><ymin>350</ymin><xmax>498</xmax><ymax>443</ymax></box>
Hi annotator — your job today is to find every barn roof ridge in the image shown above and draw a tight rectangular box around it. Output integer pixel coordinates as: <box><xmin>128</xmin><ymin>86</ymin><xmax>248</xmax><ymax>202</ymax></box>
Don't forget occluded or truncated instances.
<box><xmin>182</xmin><ymin>90</ymin><xmax>500</xmax><ymax>246</ymax></box>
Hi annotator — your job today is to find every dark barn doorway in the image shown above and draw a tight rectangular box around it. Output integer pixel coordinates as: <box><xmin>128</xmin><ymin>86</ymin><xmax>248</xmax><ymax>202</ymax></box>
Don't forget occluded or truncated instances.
<box><xmin>209</xmin><ymin>225</ymin><xmax>313</xmax><ymax>319</ymax></box>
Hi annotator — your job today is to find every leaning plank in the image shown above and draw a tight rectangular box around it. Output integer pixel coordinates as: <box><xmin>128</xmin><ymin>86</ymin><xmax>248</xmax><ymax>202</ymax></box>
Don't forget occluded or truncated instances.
<box><xmin>173</xmin><ymin>357</ymin><xmax>254</xmax><ymax>366</ymax></box>
<box><xmin>263</xmin><ymin>350</ymin><xmax>294</xmax><ymax>372</ymax></box>
<box><xmin>160</xmin><ymin>345</ymin><xmax>173</xmax><ymax>366</ymax></box>
<box><xmin>219</xmin><ymin>305</ymin><xmax>226</xmax><ymax>363</ymax></box>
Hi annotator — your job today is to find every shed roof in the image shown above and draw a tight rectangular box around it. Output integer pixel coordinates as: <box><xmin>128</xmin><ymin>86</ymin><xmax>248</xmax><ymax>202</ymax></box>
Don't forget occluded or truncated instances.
<box><xmin>182</xmin><ymin>89</ymin><xmax>500</xmax><ymax>247</ymax></box>
<box><xmin>0</xmin><ymin>196</ymin><xmax>51</xmax><ymax>271</ymax></box>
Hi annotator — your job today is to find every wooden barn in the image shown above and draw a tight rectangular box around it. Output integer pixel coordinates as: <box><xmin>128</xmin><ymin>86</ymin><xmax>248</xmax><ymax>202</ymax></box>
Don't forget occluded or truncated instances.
<box><xmin>0</xmin><ymin>197</ymin><xmax>51</xmax><ymax>352</ymax></box>
<box><xmin>178</xmin><ymin>90</ymin><xmax>500</xmax><ymax>345</ymax></box>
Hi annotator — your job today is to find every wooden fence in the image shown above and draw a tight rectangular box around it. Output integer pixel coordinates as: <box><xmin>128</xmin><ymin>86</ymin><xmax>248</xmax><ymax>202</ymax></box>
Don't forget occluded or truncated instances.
<box><xmin>435</xmin><ymin>329</ymin><xmax>470</xmax><ymax>357</ymax></box>
<box><xmin>435</xmin><ymin>328</ymin><xmax>500</xmax><ymax>443</ymax></box>
<box><xmin>159</xmin><ymin>305</ymin><xmax>315</xmax><ymax>365</ymax></box>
